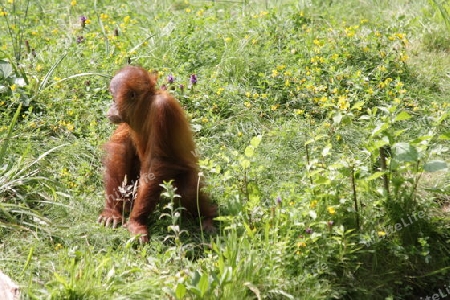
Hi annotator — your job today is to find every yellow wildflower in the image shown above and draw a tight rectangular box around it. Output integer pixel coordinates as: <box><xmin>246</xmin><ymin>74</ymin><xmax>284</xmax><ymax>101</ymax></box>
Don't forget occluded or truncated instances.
<box><xmin>399</xmin><ymin>53</ymin><xmax>408</xmax><ymax>62</ymax></box>
<box><xmin>297</xmin><ymin>241</ymin><xmax>306</xmax><ymax>247</ymax></box>
<box><xmin>327</xmin><ymin>206</ymin><xmax>336</xmax><ymax>214</ymax></box>
<box><xmin>345</xmin><ymin>28</ymin><xmax>355</xmax><ymax>37</ymax></box>
<box><xmin>196</xmin><ymin>9</ymin><xmax>204</xmax><ymax>17</ymax></box>
<box><xmin>338</xmin><ymin>95</ymin><xmax>349</xmax><ymax>110</ymax></box>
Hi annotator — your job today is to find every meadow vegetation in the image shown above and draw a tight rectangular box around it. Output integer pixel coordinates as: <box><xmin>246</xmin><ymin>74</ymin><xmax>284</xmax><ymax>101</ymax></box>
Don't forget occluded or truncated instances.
<box><xmin>0</xmin><ymin>0</ymin><xmax>449</xmax><ymax>299</ymax></box>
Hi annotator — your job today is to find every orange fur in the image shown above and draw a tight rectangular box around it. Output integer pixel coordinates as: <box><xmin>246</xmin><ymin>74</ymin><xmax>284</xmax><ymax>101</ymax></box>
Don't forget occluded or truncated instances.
<box><xmin>98</xmin><ymin>66</ymin><xmax>216</xmax><ymax>242</ymax></box>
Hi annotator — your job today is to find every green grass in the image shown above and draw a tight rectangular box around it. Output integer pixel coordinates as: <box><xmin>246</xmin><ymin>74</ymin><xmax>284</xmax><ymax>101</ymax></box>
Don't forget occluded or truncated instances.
<box><xmin>1</xmin><ymin>0</ymin><xmax>450</xmax><ymax>299</ymax></box>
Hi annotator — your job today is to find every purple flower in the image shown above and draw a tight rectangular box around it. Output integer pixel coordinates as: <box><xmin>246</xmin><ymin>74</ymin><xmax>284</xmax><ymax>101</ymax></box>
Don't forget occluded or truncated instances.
<box><xmin>167</xmin><ymin>74</ymin><xmax>175</xmax><ymax>84</ymax></box>
<box><xmin>77</xmin><ymin>36</ymin><xmax>85</xmax><ymax>44</ymax></box>
<box><xmin>80</xmin><ymin>16</ymin><xmax>86</xmax><ymax>28</ymax></box>
<box><xmin>179</xmin><ymin>84</ymin><xmax>184</xmax><ymax>92</ymax></box>
<box><xmin>305</xmin><ymin>227</ymin><xmax>313</xmax><ymax>234</ymax></box>
<box><xmin>327</xmin><ymin>221</ymin><xmax>334</xmax><ymax>228</ymax></box>
<box><xmin>190</xmin><ymin>74</ymin><xmax>197</xmax><ymax>86</ymax></box>
<box><xmin>276</xmin><ymin>196</ymin><xmax>282</xmax><ymax>206</ymax></box>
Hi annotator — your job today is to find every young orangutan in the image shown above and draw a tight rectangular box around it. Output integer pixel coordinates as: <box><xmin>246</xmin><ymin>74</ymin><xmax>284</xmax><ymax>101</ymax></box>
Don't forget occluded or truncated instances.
<box><xmin>97</xmin><ymin>66</ymin><xmax>216</xmax><ymax>243</ymax></box>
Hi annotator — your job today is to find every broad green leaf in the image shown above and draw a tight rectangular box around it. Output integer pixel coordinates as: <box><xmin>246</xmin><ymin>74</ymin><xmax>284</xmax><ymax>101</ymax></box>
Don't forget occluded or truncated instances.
<box><xmin>372</xmin><ymin>138</ymin><xmax>389</xmax><ymax>149</ymax></box>
<box><xmin>14</xmin><ymin>77</ymin><xmax>27</xmax><ymax>87</ymax></box>
<box><xmin>250</xmin><ymin>135</ymin><xmax>262</xmax><ymax>148</ymax></box>
<box><xmin>424</xmin><ymin>160</ymin><xmax>447</xmax><ymax>172</ymax></box>
<box><xmin>366</xmin><ymin>172</ymin><xmax>385</xmax><ymax>181</ymax></box>
<box><xmin>377</xmin><ymin>106</ymin><xmax>390</xmax><ymax>114</ymax></box>
<box><xmin>351</xmin><ymin>101</ymin><xmax>365</xmax><ymax>111</ymax></box>
<box><xmin>394</xmin><ymin>128</ymin><xmax>408</xmax><ymax>137</ymax></box>
<box><xmin>371</xmin><ymin>123</ymin><xmax>389</xmax><ymax>137</ymax></box>
<box><xmin>393</xmin><ymin>142</ymin><xmax>418</xmax><ymax>162</ymax></box>
<box><xmin>305</xmin><ymin>138</ymin><xmax>315</xmax><ymax>145</ymax></box>
<box><xmin>305</xmin><ymin>134</ymin><xmax>326</xmax><ymax>145</ymax></box>
<box><xmin>240</xmin><ymin>159</ymin><xmax>250</xmax><ymax>169</ymax></box>
<box><xmin>245</xmin><ymin>145</ymin><xmax>254</xmax><ymax>157</ymax></box>
<box><xmin>175</xmin><ymin>283</ymin><xmax>186</xmax><ymax>299</ymax></box>
<box><xmin>315</xmin><ymin>175</ymin><xmax>331</xmax><ymax>184</ymax></box>
<box><xmin>411</xmin><ymin>135</ymin><xmax>433</xmax><ymax>143</ymax></box>
<box><xmin>322</xmin><ymin>144</ymin><xmax>332</xmax><ymax>157</ymax></box>
<box><xmin>394</xmin><ymin>111</ymin><xmax>411</xmax><ymax>122</ymax></box>
<box><xmin>191</xmin><ymin>271</ymin><xmax>201</xmax><ymax>286</ymax></box>
<box><xmin>192</xmin><ymin>124</ymin><xmax>202</xmax><ymax>132</ymax></box>
<box><xmin>0</xmin><ymin>60</ymin><xmax>13</xmax><ymax>79</ymax></box>
<box><xmin>333</xmin><ymin>113</ymin><xmax>342</xmax><ymax>124</ymax></box>
<box><xmin>341</xmin><ymin>114</ymin><xmax>353</xmax><ymax>125</ymax></box>
<box><xmin>247</xmin><ymin>182</ymin><xmax>261</xmax><ymax>204</ymax></box>
<box><xmin>438</xmin><ymin>132</ymin><xmax>450</xmax><ymax>140</ymax></box>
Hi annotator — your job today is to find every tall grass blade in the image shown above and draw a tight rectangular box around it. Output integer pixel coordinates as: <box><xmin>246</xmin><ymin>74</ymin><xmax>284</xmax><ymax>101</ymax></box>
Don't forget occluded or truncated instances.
<box><xmin>0</xmin><ymin>103</ymin><xmax>21</xmax><ymax>166</ymax></box>
<box><xmin>429</xmin><ymin>0</ymin><xmax>450</xmax><ymax>29</ymax></box>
